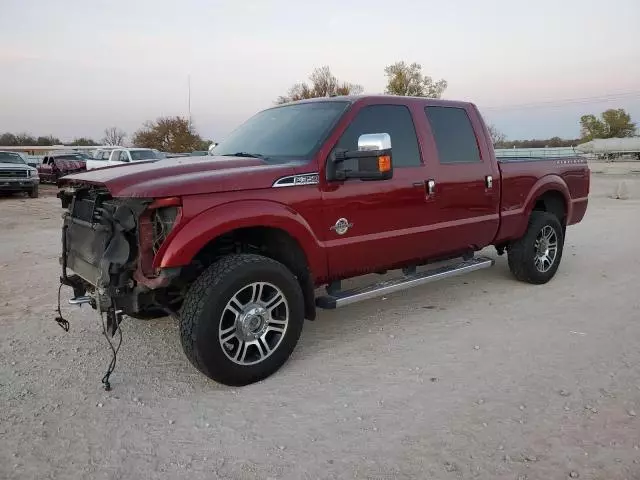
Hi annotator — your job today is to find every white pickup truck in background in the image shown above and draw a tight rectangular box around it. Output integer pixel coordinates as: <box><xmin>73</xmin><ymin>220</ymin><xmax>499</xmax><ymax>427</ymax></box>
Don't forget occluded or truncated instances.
<box><xmin>86</xmin><ymin>148</ymin><xmax>160</xmax><ymax>170</ymax></box>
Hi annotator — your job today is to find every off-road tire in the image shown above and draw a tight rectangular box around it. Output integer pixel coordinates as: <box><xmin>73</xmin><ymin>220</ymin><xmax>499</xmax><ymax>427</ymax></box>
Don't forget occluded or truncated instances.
<box><xmin>508</xmin><ymin>211</ymin><xmax>564</xmax><ymax>284</ymax></box>
<box><xmin>28</xmin><ymin>186</ymin><xmax>39</xmax><ymax>198</ymax></box>
<box><xmin>179</xmin><ymin>254</ymin><xmax>305</xmax><ymax>386</ymax></box>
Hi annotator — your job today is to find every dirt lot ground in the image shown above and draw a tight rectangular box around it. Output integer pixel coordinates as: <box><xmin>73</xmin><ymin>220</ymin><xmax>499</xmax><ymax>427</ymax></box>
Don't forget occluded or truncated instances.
<box><xmin>1</xmin><ymin>176</ymin><xmax>640</xmax><ymax>480</ymax></box>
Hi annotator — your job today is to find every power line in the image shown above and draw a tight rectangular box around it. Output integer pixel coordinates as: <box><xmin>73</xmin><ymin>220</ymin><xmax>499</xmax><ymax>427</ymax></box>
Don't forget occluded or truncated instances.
<box><xmin>482</xmin><ymin>91</ymin><xmax>640</xmax><ymax>112</ymax></box>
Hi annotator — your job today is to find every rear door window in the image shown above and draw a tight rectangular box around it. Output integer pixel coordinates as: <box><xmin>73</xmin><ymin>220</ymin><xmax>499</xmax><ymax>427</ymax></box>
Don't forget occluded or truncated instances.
<box><xmin>424</xmin><ymin>106</ymin><xmax>481</xmax><ymax>164</ymax></box>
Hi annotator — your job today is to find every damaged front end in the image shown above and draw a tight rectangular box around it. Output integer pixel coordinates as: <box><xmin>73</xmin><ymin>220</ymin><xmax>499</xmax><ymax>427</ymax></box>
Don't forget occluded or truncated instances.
<box><xmin>58</xmin><ymin>185</ymin><xmax>183</xmax><ymax>330</ymax></box>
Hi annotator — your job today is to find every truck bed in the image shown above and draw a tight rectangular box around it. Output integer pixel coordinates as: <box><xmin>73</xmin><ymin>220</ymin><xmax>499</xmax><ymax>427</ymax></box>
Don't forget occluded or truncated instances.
<box><xmin>495</xmin><ymin>156</ymin><xmax>590</xmax><ymax>243</ymax></box>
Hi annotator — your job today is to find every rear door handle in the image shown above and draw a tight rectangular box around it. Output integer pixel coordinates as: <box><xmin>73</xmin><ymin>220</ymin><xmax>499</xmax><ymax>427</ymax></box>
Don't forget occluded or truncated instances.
<box><xmin>485</xmin><ymin>175</ymin><xmax>493</xmax><ymax>188</ymax></box>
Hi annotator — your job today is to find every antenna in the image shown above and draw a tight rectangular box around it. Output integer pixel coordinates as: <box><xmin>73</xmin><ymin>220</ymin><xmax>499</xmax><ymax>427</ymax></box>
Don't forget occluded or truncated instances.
<box><xmin>187</xmin><ymin>74</ymin><xmax>192</xmax><ymax>131</ymax></box>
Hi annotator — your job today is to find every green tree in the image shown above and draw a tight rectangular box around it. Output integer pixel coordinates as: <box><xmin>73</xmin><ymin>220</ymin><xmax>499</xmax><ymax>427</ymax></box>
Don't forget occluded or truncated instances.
<box><xmin>277</xmin><ymin>66</ymin><xmax>363</xmax><ymax>104</ymax></box>
<box><xmin>36</xmin><ymin>135</ymin><xmax>61</xmax><ymax>146</ymax></box>
<box><xmin>384</xmin><ymin>61</ymin><xmax>447</xmax><ymax>98</ymax></box>
<box><xmin>15</xmin><ymin>133</ymin><xmax>37</xmax><ymax>145</ymax></box>
<box><xmin>0</xmin><ymin>133</ymin><xmax>18</xmax><ymax>145</ymax></box>
<box><xmin>68</xmin><ymin>137</ymin><xmax>99</xmax><ymax>146</ymax></box>
<box><xmin>132</xmin><ymin>116</ymin><xmax>207</xmax><ymax>153</ymax></box>
<box><xmin>580</xmin><ymin>109</ymin><xmax>636</xmax><ymax>140</ymax></box>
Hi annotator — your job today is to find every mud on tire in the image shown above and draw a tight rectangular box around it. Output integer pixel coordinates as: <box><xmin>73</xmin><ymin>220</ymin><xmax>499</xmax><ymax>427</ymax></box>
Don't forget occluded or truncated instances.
<box><xmin>508</xmin><ymin>211</ymin><xmax>564</xmax><ymax>284</ymax></box>
<box><xmin>178</xmin><ymin>254</ymin><xmax>305</xmax><ymax>386</ymax></box>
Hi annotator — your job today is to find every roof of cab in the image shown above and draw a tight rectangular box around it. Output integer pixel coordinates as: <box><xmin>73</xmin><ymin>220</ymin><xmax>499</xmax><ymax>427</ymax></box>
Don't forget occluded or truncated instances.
<box><xmin>275</xmin><ymin>94</ymin><xmax>475</xmax><ymax>110</ymax></box>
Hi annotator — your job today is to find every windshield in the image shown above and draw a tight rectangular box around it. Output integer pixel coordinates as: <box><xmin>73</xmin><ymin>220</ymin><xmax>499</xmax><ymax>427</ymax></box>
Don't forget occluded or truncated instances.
<box><xmin>56</xmin><ymin>154</ymin><xmax>83</xmax><ymax>161</ymax></box>
<box><xmin>212</xmin><ymin>101</ymin><xmax>349</xmax><ymax>162</ymax></box>
<box><xmin>130</xmin><ymin>150</ymin><xmax>157</xmax><ymax>161</ymax></box>
<box><xmin>0</xmin><ymin>152</ymin><xmax>26</xmax><ymax>165</ymax></box>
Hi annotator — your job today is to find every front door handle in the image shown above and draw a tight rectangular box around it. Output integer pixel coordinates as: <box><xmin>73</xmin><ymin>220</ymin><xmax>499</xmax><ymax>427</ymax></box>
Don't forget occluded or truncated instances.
<box><xmin>427</xmin><ymin>179</ymin><xmax>436</xmax><ymax>195</ymax></box>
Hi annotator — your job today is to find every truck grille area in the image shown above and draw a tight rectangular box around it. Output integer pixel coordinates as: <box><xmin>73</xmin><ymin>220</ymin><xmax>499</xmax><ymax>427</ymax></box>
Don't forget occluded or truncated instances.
<box><xmin>62</xmin><ymin>187</ymin><xmax>146</xmax><ymax>289</ymax></box>
<box><xmin>0</xmin><ymin>170</ymin><xmax>28</xmax><ymax>178</ymax></box>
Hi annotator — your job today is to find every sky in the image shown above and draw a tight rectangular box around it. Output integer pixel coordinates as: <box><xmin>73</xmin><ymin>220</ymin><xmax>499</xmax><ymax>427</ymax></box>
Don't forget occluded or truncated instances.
<box><xmin>1</xmin><ymin>0</ymin><xmax>639</xmax><ymax>143</ymax></box>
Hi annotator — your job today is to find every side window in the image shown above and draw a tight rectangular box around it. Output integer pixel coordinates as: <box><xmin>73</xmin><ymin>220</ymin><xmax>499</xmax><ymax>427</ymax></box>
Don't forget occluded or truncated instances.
<box><xmin>334</xmin><ymin>104</ymin><xmax>421</xmax><ymax>168</ymax></box>
<box><xmin>101</xmin><ymin>151</ymin><xmax>111</xmax><ymax>160</ymax></box>
<box><xmin>424</xmin><ymin>107</ymin><xmax>481</xmax><ymax>164</ymax></box>
<box><xmin>121</xmin><ymin>151</ymin><xmax>130</xmax><ymax>162</ymax></box>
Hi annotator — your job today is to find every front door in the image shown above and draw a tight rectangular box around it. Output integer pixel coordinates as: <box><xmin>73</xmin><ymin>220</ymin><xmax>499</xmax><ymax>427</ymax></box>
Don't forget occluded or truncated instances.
<box><xmin>320</xmin><ymin>102</ymin><xmax>431</xmax><ymax>279</ymax></box>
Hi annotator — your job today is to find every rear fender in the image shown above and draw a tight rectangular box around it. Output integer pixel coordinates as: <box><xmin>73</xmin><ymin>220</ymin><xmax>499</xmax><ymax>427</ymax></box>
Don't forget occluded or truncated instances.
<box><xmin>501</xmin><ymin>175</ymin><xmax>571</xmax><ymax>242</ymax></box>
<box><xmin>157</xmin><ymin>200</ymin><xmax>327</xmax><ymax>280</ymax></box>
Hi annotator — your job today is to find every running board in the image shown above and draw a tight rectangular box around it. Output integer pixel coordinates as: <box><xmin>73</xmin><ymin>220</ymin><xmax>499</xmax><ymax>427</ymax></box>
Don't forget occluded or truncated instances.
<box><xmin>316</xmin><ymin>256</ymin><xmax>494</xmax><ymax>309</ymax></box>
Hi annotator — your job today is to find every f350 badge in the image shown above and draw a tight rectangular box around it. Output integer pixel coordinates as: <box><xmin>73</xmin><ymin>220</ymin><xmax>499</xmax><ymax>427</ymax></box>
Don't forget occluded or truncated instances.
<box><xmin>330</xmin><ymin>218</ymin><xmax>353</xmax><ymax>235</ymax></box>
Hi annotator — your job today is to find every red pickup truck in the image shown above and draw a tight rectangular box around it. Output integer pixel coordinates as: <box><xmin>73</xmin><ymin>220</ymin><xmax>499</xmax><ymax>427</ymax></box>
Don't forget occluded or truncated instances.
<box><xmin>57</xmin><ymin>95</ymin><xmax>590</xmax><ymax>386</ymax></box>
<box><xmin>38</xmin><ymin>153</ymin><xmax>87</xmax><ymax>183</ymax></box>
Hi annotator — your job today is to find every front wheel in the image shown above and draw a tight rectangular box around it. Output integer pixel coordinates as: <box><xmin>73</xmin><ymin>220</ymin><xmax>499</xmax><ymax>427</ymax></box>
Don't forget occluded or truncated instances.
<box><xmin>179</xmin><ymin>254</ymin><xmax>304</xmax><ymax>386</ymax></box>
<box><xmin>508</xmin><ymin>211</ymin><xmax>564</xmax><ymax>284</ymax></box>
<box><xmin>28</xmin><ymin>185</ymin><xmax>39</xmax><ymax>198</ymax></box>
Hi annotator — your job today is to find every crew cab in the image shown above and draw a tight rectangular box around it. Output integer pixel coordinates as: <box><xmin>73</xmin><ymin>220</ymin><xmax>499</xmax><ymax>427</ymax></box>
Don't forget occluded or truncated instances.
<box><xmin>0</xmin><ymin>150</ymin><xmax>40</xmax><ymax>197</ymax></box>
<box><xmin>57</xmin><ymin>95</ymin><xmax>590</xmax><ymax>386</ymax></box>
<box><xmin>86</xmin><ymin>148</ymin><xmax>159</xmax><ymax>170</ymax></box>
<box><xmin>38</xmin><ymin>152</ymin><xmax>86</xmax><ymax>183</ymax></box>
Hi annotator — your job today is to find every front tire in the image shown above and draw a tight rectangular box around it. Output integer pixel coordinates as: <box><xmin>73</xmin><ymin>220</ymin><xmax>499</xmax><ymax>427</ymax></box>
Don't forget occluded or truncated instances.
<box><xmin>508</xmin><ymin>211</ymin><xmax>564</xmax><ymax>284</ymax></box>
<box><xmin>179</xmin><ymin>254</ymin><xmax>304</xmax><ymax>386</ymax></box>
<box><xmin>28</xmin><ymin>185</ymin><xmax>39</xmax><ymax>198</ymax></box>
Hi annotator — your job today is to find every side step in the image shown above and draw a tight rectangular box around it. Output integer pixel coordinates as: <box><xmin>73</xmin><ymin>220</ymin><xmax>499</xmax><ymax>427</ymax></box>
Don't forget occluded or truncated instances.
<box><xmin>316</xmin><ymin>256</ymin><xmax>494</xmax><ymax>309</ymax></box>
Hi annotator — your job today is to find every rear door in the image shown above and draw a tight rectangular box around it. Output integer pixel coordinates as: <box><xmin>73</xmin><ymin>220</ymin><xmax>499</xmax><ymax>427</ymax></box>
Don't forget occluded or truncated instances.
<box><xmin>415</xmin><ymin>104</ymin><xmax>500</xmax><ymax>252</ymax></box>
<box><xmin>320</xmin><ymin>101</ymin><xmax>432</xmax><ymax>278</ymax></box>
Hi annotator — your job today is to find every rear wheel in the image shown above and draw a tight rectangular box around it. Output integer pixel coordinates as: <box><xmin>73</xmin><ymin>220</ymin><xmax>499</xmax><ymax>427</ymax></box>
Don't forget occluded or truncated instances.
<box><xmin>179</xmin><ymin>254</ymin><xmax>304</xmax><ymax>386</ymax></box>
<box><xmin>508</xmin><ymin>211</ymin><xmax>564</xmax><ymax>284</ymax></box>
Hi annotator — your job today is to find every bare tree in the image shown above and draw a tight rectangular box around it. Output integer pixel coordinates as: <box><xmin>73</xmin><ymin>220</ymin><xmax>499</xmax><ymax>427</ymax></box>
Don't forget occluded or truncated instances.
<box><xmin>384</xmin><ymin>61</ymin><xmax>447</xmax><ymax>98</ymax></box>
<box><xmin>277</xmin><ymin>66</ymin><xmax>363</xmax><ymax>104</ymax></box>
<box><xmin>102</xmin><ymin>127</ymin><xmax>127</xmax><ymax>146</ymax></box>
<box><xmin>487</xmin><ymin>124</ymin><xmax>506</xmax><ymax>147</ymax></box>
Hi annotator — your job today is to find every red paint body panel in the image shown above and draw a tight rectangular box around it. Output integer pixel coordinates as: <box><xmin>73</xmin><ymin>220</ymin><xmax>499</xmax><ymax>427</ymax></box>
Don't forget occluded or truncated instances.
<box><xmin>60</xmin><ymin>95</ymin><xmax>590</xmax><ymax>287</ymax></box>
<box><xmin>495</xmin><ymin>159</ymin><xmax>590</xmax><ymax>243</ymax></box>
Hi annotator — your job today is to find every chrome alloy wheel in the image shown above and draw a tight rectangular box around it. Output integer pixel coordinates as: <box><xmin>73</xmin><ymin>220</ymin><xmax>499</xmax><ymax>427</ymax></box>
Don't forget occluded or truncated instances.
<box><xmin>219</xmin><ymin>282</ymin><xmax>289</xmax><ymax>365</ymax></box>
<box><xmin>534</xmin><ymin>225</ymin><xmax>558</xmax><ymax>273</ymax></box>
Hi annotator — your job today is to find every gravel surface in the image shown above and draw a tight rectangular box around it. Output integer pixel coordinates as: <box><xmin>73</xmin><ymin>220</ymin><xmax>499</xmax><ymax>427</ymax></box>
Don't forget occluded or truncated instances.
<box><xmin>1</xmin><ymin>176</ymin><xmax>639</xmax><ymax>480</ymax></box>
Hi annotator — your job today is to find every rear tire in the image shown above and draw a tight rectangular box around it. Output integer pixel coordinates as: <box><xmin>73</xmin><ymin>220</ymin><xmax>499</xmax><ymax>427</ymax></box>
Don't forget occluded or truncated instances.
<box><xmin>508</xmin><ymin>211</ymin><xmax>564</xmax><ymax>284</ymax></box>
<box><xmin>28</xmin><ymin>186</ymin><xmax>39</xmax><ymax>198</ymax></box>
<box><xmin>179</xmin><ymin>254</ymin><xmax>304</xmax><ymax>386</ymax></box>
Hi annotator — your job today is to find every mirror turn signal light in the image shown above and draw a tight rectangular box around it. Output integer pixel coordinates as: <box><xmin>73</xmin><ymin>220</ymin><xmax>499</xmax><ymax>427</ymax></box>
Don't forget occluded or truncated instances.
<box><xmin>378</xmin><ymin>155</ymin><xmax>391</xmax><ymax>172</ymax></box>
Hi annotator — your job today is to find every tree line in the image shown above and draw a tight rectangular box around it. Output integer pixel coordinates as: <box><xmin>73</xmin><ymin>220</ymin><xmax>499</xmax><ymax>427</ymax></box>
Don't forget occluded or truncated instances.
<box><xmin>1</xmin><ymin>118</ymin><xmax>213</xmax><ymax>153</ymax></box>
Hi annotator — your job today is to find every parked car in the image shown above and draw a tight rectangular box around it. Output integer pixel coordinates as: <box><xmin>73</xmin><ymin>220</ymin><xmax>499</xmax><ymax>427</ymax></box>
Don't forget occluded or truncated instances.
<box><xmin>0</xmin><ymin>150</ymin><xmax>39</xmax><ymax>197</ymax></box>
<box><xmin>57</xmin><ymin>95</ymin><xmax>590</xmax><ymax>386</ymax></box>
<box><xmin>37</xmin><ymin>153</ymin><xmax>86</xmax><ymax>183</ymax></box>
<box><xmin>86</xmin><ymin>148</ymin><xmax>160</xmax><ymax>170</ymax></box>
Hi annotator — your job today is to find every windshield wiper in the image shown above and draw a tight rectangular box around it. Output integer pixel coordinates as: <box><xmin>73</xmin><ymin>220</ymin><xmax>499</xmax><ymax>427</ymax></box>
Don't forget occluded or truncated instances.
<box><xmin>221</xmin><ymin>152</ymin><xmax>270</xmax><ymax>160</ymax></box>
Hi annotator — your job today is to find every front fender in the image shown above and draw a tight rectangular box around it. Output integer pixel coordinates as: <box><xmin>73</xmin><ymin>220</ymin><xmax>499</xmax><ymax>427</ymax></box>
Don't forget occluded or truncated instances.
<box><xmin>156</xmin><ymin>200</ymin><xmax>327</xmax><ymax>280</ymax></box>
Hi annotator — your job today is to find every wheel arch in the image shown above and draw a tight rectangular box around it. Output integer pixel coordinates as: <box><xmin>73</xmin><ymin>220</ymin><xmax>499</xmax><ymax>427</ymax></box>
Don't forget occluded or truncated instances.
<box><xmin>158</xmin><ymin>200</ymin><xmax>324</xmax><ymax>320</ymax></box>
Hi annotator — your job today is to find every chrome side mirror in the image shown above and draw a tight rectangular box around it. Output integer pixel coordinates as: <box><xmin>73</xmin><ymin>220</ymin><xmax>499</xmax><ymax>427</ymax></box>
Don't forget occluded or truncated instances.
<box><xmin>357</xmin><ymin>133</ymin><xmax>391</xmax><ymax>151</ymax></box>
